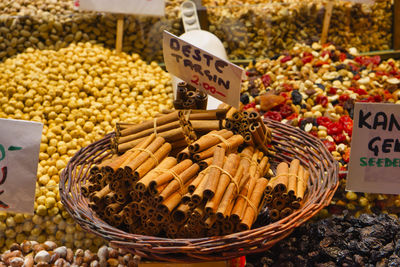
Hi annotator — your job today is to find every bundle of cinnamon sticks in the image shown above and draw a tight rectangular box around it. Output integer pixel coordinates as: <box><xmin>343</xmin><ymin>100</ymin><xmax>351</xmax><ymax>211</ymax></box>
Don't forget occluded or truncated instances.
<box><xmin>174</xmin><ymin>82</ymin><xmax>208</xmax><ymax>110</ymax></box>
<box><xmin>113</xmin><ymin>109</ymin><xmax>227</xmax><ymax>154</ymax></box>
<box><xmin>264</xmin><ymin>159</ymin><xmax>310</xmax><ymax>221</ymax></box>
<box><xmin>80</xmin><ymin>106</ymin><xmax>313</xmax><ymax>238</ymax></box>
<box><xmin>223</xmin><ymin>106</ymin><xmax>272</xmax><ymax>155</ymax></box>
<box><xmin>85</xmin><ymin>132</ymin><xmax>271</xmax><ymax>237</ymax></box>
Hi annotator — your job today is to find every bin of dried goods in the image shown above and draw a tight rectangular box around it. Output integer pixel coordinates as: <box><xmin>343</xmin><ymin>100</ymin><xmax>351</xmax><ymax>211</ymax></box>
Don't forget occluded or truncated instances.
<box><xmin>60</xmin><ymin>107</ymin><xmax>338</xmax><ymax>262</ymax></box>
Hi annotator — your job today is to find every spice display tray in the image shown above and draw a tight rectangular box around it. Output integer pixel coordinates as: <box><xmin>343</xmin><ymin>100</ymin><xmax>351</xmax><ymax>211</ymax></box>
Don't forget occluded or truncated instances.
<box><xmin>60</xmin><ymin>119</ymin><xmax>339</xmax><ymax>262</ymax></box>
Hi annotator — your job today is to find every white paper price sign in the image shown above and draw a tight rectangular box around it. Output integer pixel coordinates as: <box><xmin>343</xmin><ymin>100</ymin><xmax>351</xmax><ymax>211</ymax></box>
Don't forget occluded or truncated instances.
<box><xmin>0</xmin><ymin>118</ymin><xmax>43</xmax><ymax>213</ymax></box>
<box><xmin>347</xmin><ymin>103</ymin><xmax>400</xmax><ymax>194</ymax></box>
<box><xmin>163</xmin><ymin>31</ymin><xmax>244</xmax><ymax>109</ymax></box>
<box><xmin>75</xmin><ymin>0</ymin><xmax>165</xmax><ymax>16</ymax></box>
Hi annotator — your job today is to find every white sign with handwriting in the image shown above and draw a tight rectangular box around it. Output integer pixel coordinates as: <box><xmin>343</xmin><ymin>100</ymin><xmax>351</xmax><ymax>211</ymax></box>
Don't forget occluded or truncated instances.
<box><xmin>163</xmin><ymin>31</ymin><xmax>244</xmax><ymax>109</ymax></box>
<box><xmin>75</xmin><ymin>0</ymin><xmax>165</xmax><ymax>16</ymax></box>
<box><xmin>0</xmin><ymin>118</ymin><xmax>43</xmax><ymax>213</ymax></box>
<box><xmin>347</xmin><ymin>103</ymin><xmax>400</xmax><ymax>194</ymax></box>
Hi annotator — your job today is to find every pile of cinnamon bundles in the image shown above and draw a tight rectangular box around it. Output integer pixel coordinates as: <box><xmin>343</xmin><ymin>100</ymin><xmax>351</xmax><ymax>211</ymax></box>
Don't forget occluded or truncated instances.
<box><xmin>173</xmin><ymin>82</ymin><xmax>208</xmax><ymax>110</ymax></box>
<box><xmin>264</xmin><ymin>159</ymin><xmax>310</xmax><ymax>221</ymax></box>
<box><xmin>224</xmin><ymin>106</ymin><xmax>272</xmax><ymax>155</ymax></box>
<box><xmin>84</xmin><ymin>131</ymin><xmax>271</xmax><ymax>238</ymax></box>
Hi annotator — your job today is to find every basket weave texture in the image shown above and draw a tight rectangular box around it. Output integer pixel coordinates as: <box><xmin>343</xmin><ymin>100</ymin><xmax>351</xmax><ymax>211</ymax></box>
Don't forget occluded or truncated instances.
<box><xmin>60</xmin><ymin>119</ymin><xmax>339</xmax><ymax>262</ymax></box>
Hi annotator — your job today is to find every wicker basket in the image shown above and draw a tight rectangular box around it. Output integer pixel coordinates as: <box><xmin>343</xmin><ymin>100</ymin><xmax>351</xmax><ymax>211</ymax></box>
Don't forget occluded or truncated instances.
<box><xmin>60</xmin><ymin>119</ymin><xmax>339</xmax><ymax>262</ymax></box>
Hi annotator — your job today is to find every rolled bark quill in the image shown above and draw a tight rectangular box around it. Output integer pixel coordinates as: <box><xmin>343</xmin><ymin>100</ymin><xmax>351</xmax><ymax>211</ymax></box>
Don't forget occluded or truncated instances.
<box><xmin>269</xmin><ymin>209</ymin><xmax>280</xmax><ymax>221</ymax></box>
<box><xmin>177</xmin><ymin>147</ymin><xmax>190</xmax><ymax>162</ymax></box>
<box><xmin>215</xmin><ymin>164</ymin><xmax>245</xmax><ymax>221</ymax></box>
<box><xmin>189</xmin><ymin>129</ymin><xmax>232</xmax><ymax>153</ymax></box>
<box><xmin>268</xmin><ymin>162</ymin><xmax>289</xmax><ymax>195</ymax></box>
<box><xmin>195</xmin><ymin>90</ymin><xmax>208</xmax><ymax>109</ymax></box>
<box><xmin>296</xmin><ymin>166</ymin><xmax>310</xmax><ymax>202</ymax></box>
<box><xmin>191</xmin><ymin>172</ymin><xmax>209</xmax><ymax>205</ymax></box>
<box><xmin>134</xmin><ymin>157</ymin><xmax>177</xmax><ymax>193</ymax></box>
<box><xmin>158</xmin><ymin>163</ymin><xmax>200</xmax><ymax>202</ymax></box>
<box><xmin>149</xmin><ymin>159</ymin><xmax>193</xmax><ymax>192</ymax></box>
<box><xmin>287</xmin><ymin>159</ymin><xmax>300</xmax><ymax>199</ymax></box>
<box><xmin>192</xmin><ymin>134</ymin><xmax>244</xmax><ymax>161</ymax></box>
<box><xmin>205</xmin><ymin>154</ymin><xmax>240</xmax><ymax>215</ymax></box>
<box><xmin>118</xmin><ymin>128</ymin><xmax>185</xmax><ymax>153</ymax></box>
<box><xmin>188</xmin><ymin>171</ymin><xmax>206</xmax><ymax>194</ymax></box>
<box><xmin>203</xmin><ymin>146</ymin><xmax>226</xmax><ymax>199</ymax></box>
<box><xmin>158</xmin><ymin>177</ymin><xmax>194</xmax><ymax>213</ymax></box>
<box><xmin>176</xmin><ymin>82</ymin><xmax>188</xmax><ymax>100</ymax></box>
<box><xmin>238</xmin><ymin>177</ymin><xmax>269</xmax><ymax>231</ymax></box>
<box><xmin>198</xmin><ymin>156</ymin><xmax>213</xmax><ymax>170</ymax></box>
<box><xmin>133</xmin><ymin>142</ymin><xmax>172</xmax><ymax>180</ymax></box>
<box><xmin>119</xmin><ymin>111</ymin><xmax>179</xmax><ymax>138</ymax></box>
<box><xmin>122</xmin><ymin>136</ymin><xmax>165</xmax><ymax>173</ymax></box>
<box><xmin>105</xmin><ymin>134</ymin><xmax>156</xmax><ymax>172</ymax></box>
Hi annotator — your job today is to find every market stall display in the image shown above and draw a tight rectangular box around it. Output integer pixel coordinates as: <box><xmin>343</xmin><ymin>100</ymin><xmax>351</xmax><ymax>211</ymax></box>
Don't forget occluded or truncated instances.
<box><xmin>0</xmin><ymin>0</ymin><xmax>399</xmax><ymax>264</ymax></box>
<box><xmin>60</xmin><ymin>110</ymin><xmax>338</xmax><ymax>261</ymax></box>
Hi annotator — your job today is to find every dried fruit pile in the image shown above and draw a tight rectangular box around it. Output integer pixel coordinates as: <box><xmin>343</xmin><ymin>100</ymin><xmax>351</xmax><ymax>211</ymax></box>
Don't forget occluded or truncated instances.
<box><xmin>247</xmin><ymin>212</ymin><xmax>400</xmax><ymax>266</ymax></box>
<box><xmin>240</xmin><ymin>42</ymin><xmax>400</xmax><ymax>217</ymax></box>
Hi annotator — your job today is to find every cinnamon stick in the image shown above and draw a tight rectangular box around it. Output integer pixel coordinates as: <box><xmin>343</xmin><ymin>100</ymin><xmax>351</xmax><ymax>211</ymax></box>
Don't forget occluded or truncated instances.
<box><xmin>205</xmin><ymin>153</ymin><xmax>240</xmax><ymax>215</ymax></box>
<box><xmin>123</xmin><ymin>136</ymin><xmax>165</xmax><ymax>173</ymax></box>
<box><xmin>203</xmin><ymin>146</ymin><xmax>226</xmax><ymax>199</ymax></box>
<box><xmin>189</xmin><ymin>129</ymin><xmax>232</xmax><ymax>153</ymax></box>
<box><xmin>198</xmin><ymin>156</ymin><xmax>213</xmax><ymax>170</ymax></box>
<box><xmin>133</xmin><ymin>142</ymin><xmax>172</xmax><ymax>180</ymax></box>
<box><xmin>239</xmin><ymin>178</ymin><xmax>269</xmax><ymax>231</ymax></box>
<box><xmin>158</xmin><ymin>177</ymin><xmax>194</xmax><ymax>213</ymax></box>
<box><xmin>118</xmin><ymin>128</ymin><xmax>184</xmax><ymax>153</ymax></box>
<box><xmin>280</xmin><ymin>207</ymin><xmax>293</xmax><ymax>218</ymax></box>
<box><xmin>159</xmin><ymin>163</ymin><xmax>200</xmax><ymax>202</ymax></box>
<box><xmin>172</xmin><ymin>203</ymin><xmax>191</xmax><ymax>224</ymax></box>
<box><xmin>120</xmin><ymin>111</ymin><xmax>179</xmax><ymax>137</ymax></box>
<box><xmin>149</xmin><ymin>159</ymin><xmax>193</xmax><ymax>191</ymax></box>
<box><xmin>287</xmin><ymin>159</ymin><xmax>300</xmax><ymax>198</ymax></box>
<box><xmin>269</xmin><ymin>209</ymin><xmax>280</xmax><ymax>221</ymax></box>
<box><xmin>134</xmin><ymin>157</ymin><xmax>177</xmax><ymax>192</ymax></box>
<box><xmin>191</xmin><ymin>172</ymin><xmax>209</xmax><ymax>205</ymax></box>
<box><xmin>271</xmin><ymin>162</ymin><xmax>289</xmax><ymax>195</ymax></box>
<box><xmin>188</xmin><ymin>171</ymin><xmax>206</xmax><ymax>194</ymax></box>
<box><xmin>92</xmin><ymin>185</ymin><xmax>111</xmax><ymax>204</ymax></box>
<box><xmin>215</xmin><ymin>164</ymin><xmax>245</xmax><ymax>221</ymax></box>
<box><xmin>177</xmin><ymin>147</ymin><xmax>190</xmax><ymax>162</ymax></box>
<box><xmin>296</xmin><ymin>166</ymin><xmax>310</xmax><ymax>201</ymax></box>
<box><xmin>272</xmin><ymin>197</ymin><xmax>286</xmax><ymax>210</ymax></box>
<box><xmin>192</xmin><ymin>134</ymin><xmax>244</xmax><ymax>161</ymax></box>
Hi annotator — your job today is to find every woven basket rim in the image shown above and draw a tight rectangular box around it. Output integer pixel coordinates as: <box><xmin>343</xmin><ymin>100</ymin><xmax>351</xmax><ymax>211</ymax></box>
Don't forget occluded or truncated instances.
<box><xmin>60</xmin><ymin>119</ymin><xmax>339</xmax><ymax>262</ymax></box>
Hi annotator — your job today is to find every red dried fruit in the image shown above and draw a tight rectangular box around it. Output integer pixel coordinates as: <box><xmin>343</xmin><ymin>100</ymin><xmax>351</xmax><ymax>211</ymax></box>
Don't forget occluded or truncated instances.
<box><xmin>328</xmin><ymin>87</ymin><xmax>337</xmax><ymax>95</ymax></box>
<box><xmin>339</xmin><ymin>115</ymin><xmax>353</xmax><ymax>136</ymax></box>
<box><xmin>317</xmin><ymin>116</ymin><xmax>332</xmax><ymax>127</ymax></box>
<box><xmin>327</xmin><ymin>122</ymin><xmax>343</xmax><ymax>135</ymax></box>
<box><xmin>261</xmin><ymin>74</ymin><xmax>271</xmax><ymax>87</ymax></box>
<box><xmin>322</xmin><ymin>139</ymin><xmax>336</xmax><ymax>152</ymax></box>
<box><xmin>316</xmin><ymin>95</ymin><xmax>328</xmax><ymax>107</ymax></box>
<box><xmin>339</xmin><ymin>94</ymin><xmax>350</xmax><ymax>102</ymax></box>
<box><xmin>332</xmin><ymin>133</ymin><xmax>346</xmax><ymax>144</ymax></box>
<box><xmin>280</xmin><ymin>55</ymin><xmax>292</xmax><ymax>63</ymax></box>
<box><xmin>279</xmin><ymin>104</ymin><xmax>293</xmax><ymax>118</ymax></box>
<box><xmin>264</xmin><ymin>111</ymin><xmax>282</xmax><ymax>121</ymax></box>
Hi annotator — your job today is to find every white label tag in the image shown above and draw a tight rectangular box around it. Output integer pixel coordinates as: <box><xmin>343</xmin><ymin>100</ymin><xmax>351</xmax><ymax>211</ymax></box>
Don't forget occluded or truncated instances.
<box><xmin>0</xmin><ymin>118</ymin><xmax>43</xmax><ymax>214</ymax></box>
<box><xmin>78</xmin><ymin>0</ymin><xmax>165</xmax><ymax>16</ymax></box>
<box><xmin>347</xmin><ymin>103</ymin><xmax>400</xmax><ymax>194</ymax></box>
<box><xmin>163</xmin><ymin>31</ymin><xmax>243</xmax><ymax>109</ymax></box>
